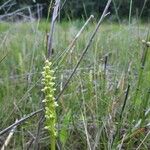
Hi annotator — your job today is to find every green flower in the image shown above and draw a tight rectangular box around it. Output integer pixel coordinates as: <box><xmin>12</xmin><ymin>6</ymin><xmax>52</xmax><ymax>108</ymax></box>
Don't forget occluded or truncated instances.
<box><xmin>42</xmin><ymin>59</ymin><xmax>58</xmax><ymax>150</ymax></box>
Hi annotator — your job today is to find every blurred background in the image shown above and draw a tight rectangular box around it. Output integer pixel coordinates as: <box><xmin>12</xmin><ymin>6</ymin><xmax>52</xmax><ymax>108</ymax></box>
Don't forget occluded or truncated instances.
<box><xmin>0</xmin><ymin>0</ymin><xmax>150</xmax><ymax>21</ymax></box>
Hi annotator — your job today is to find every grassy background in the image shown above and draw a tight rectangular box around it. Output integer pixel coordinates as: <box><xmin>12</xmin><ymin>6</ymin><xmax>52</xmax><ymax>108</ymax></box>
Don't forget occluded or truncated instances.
<box><xmin>0</xmin><ymin>20</ymin><xmax>150</xmax><ymax>149</ymax></box>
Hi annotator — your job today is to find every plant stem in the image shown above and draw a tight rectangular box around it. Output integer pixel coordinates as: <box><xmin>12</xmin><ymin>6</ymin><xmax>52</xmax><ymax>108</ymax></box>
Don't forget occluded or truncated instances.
<box><xmin>51</xmin><ymin>135</ymin><xmax>56</xmax><ymax>150</ymax></box>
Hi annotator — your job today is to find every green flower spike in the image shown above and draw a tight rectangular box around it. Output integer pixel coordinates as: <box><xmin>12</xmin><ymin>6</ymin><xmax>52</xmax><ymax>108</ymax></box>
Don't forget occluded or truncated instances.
<box><xmin>42</xmin><ymin>60</ymin><xmax>58</xmax><ymax>150</ymax></box>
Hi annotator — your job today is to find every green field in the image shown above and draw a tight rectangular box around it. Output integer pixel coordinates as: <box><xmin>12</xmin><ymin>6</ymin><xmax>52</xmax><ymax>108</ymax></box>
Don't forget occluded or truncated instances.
<box><xmin>0</xmin><ymin>20</ymin><xmax>150</xmax><ymax>149</ymax></box>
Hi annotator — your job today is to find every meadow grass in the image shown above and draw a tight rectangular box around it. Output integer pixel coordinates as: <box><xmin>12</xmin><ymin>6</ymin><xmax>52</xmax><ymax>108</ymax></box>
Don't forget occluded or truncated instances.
<box><xmin>0</xmin><ymin>20</ymin><xmax>150</xmax><ymax>149</ymax></box>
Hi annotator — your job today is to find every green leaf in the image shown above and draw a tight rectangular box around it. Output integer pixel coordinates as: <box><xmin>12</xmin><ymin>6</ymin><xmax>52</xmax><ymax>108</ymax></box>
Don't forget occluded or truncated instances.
<box><xmin>59</xmin><ymin>110</ymin><xmax>71</xmax><ymax>145</ymax></box>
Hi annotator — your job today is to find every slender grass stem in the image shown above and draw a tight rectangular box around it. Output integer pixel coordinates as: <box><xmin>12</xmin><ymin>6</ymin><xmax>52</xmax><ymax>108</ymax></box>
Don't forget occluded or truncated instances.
<box><xmin>129</xmin><ymin>0</ymin><xmax>133</xmax><ymax>25</ymax></box>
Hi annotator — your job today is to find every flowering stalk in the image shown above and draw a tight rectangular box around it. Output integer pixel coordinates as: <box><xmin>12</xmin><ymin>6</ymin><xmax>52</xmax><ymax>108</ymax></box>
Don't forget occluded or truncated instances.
<box><xmin>41</xmin><ymin>60</ymin><xmax>58</xmax><ymax>150</ymax></box>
